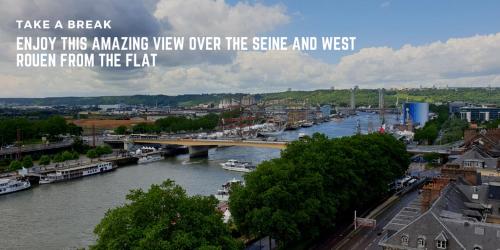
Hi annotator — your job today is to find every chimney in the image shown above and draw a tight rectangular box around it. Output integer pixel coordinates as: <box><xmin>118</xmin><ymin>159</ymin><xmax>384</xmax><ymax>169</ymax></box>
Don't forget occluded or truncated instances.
<box><xmin>421</xmin><ymin>178</ymin><xmax>450</xmax><ymax>211</ymax></box>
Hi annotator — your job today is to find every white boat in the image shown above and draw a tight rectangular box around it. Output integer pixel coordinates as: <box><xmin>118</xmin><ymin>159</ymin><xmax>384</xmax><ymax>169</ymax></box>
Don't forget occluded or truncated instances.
<box><xmin>257</xmin><ymin>124</ymin><xmax>285</xmax><ymax>137</ymax></box>
<box><xmin>258</xmin><ymin>129</ymin><xmax>284</xmax><ymax>137</ymax></box>
<box><xmin>39</xmin><ymin>161</ymin><xmax>114</xmax><ymax>184</ymax></box>
<box><xmin>215</xmin><ymin>178</ymin><xmax>244</xmax><ymax>201</ymax></box>
<box><xmin>298</xmin><ymin>132</ymin><xmax>307</xmax><ymax>139</ymax></box>
<box><xmin>215</xmin><ymin>189</ymin><xmax>230</xmax><ymax>201</ymax></box>
<box><xmin>137</xmin><ymin>153</ymin><xmax>163</xmax><ymax>164</ymax></box>
<box><xmin>301</xmin><ymin>121</ymin><xmax>314</xmax><ymax>127</ymax></box>
<box><xmin>0</xmin><ymin>178</ymin><xmax>31</xmax><ymax>195</ymax></box>
<box><xmin>220</xmin><ymin>159</ymin><xmax>256</xmax><ymax>173</ymax></box>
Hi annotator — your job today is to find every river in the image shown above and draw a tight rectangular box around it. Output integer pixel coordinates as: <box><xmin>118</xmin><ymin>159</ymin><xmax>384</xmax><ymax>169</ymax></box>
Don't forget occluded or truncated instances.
<box><xmin>0</xmin><ymin>112</ymin><xmax>396</xmax><ymax>250</ymax></box>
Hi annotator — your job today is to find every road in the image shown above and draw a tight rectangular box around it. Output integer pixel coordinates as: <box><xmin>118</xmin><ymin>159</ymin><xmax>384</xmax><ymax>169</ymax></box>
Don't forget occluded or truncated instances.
<box><xmin>132</xmin><ymin>138</ymin><xmax>288</xmax><ymax>149</ymax></box>
<box><xmin>335</xmin><ymin>189</ymin><xmax>419</xmax><ymax>250</ymax></box>
<box><xmin>0</xmin><ymin>138</ymin><xmax>74</xmax><ymax>157</ymax></box>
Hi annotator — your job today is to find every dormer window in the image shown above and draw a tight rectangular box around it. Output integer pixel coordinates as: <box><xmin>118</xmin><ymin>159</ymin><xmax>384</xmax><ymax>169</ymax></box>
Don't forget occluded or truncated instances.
<box><xmin>435</xmin><ymin>231</ymin><xmax>448</xmax><ymax>249</ymax></box>
<box><xmin>417</xmin><ymin>236</ymin><xmax>426</xmax><ymax>248</ymax></box>
<box><xmin>401</xmin><ymin>234</ymin><xmax>409</xmax><ymax>246</ymax></box>
<box><xmin>473</xmin><ymin>246</ymin><xmax>482</xmax><ymax>250</ymax></box>
<box><xmin>436</xmin><ymin>240</ymin><xmax>447</xmax><ymax>249</ymax></box>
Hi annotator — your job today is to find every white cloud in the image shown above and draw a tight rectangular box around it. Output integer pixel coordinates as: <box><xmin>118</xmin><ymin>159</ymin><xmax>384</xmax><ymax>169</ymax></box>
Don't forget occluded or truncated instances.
<box><xmin>154</xmin><ymin>0</ymin><xmax>289</xmax><ymax>36</ymax></box>
<box><xmin>1</xmin><ymin>0</ymin><xmax>500</xmax><ymax>97</ymax></box>
<box><xmin>380</xmin><ymin>1</ymin><xmax>391</xmax><ymax>8</ymax></box>
<box><xmin>331</xmin><ymin>33</ymin><xmax>500</xmax><ymax>88</ymax></box>
<box><xmin>147</xmin><ymin>49</ymin><xmax>335</xmax><ymax>94</ymax></box>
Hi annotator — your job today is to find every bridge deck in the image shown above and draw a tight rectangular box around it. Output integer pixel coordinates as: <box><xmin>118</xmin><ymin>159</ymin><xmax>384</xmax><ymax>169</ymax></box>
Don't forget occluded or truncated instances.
<box><xmin>132</xmin><ymin>139</ymin><xmax>288</xmax><ymax>149</ymax></box>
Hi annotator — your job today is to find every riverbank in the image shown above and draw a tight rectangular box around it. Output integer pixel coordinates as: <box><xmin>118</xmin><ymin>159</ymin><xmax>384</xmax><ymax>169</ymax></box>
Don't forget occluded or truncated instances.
<box><xmin>0</xmin><ymin>113</ymin><xmax>394</xmax><ymax>249</ymax></box>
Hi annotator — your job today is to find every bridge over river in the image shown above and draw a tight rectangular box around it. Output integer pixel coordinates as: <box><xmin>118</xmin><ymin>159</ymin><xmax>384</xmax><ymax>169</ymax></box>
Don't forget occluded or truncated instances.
<box><xmin>131</xmin><ymin>137</ymin><xmax>459</xmax><ymax>157</ymax></box>
<box><xmin>131</xmin><ymin>138</ymin><xmax>288</xmax><ymax>157</ymax></box>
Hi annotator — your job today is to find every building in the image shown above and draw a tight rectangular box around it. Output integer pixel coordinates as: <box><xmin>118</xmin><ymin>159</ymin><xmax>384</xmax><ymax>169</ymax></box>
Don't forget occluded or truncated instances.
<box><xmin>401</xmin><ymin>102</ymin><xmax>429</xmax><ymax>127</ymax></box>
<box><xmin>449</xmin><ymin>101</ymin><xmax>469</xmax><ymax>115</ymax></box>
<box><xmin>98</xmin><ymin>104</ymin><xmax>127</xmax><ymax>111</ymax></box>
<box><xmin>241</xmin><ymin>95</ymin><xmax>256</xmax><ymax>106</ymax></box>
<box><xmin>218</xmin><ymin>97</ymin><xmax>240</xmax><ymax>109</ymax></box>
<box><xmin>460</xmin><ymin>106</ymin><xmax>500</xmax><ymax>123</ymax></box>
<box><xmin>379</xmin><ymin>178</ymin><xmax>500</xmax><ymax>250</ymax></box>
<box><xmin>463</xmin><ymin>128</ymin><xmax>500</xmax><ymax>157</ymax></box>
<box><xmin>320</xmin><ymin>105</ymin><xmax>331</xmax><ymax>118</ymax></box>
<box><xmin>446</xmin><ymin>147</ymin><xmax>499</xmax><ymax>170</ymax></box>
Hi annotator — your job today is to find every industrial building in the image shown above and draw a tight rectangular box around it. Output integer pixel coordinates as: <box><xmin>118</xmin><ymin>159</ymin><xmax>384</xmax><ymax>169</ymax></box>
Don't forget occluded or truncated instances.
<box><xmin>401</xmin><ymin>102</ymin><xmax>429</xmax><ymax>127</ymax></box>
<box><xmin>320</xmin><ymin>105</ymin><xmax>331</xmax><ymax>118</ymax></box>
<box><xmin>460</xmin><ymin>106</ymin><xmax>500</xmax><ymax>123</ymax></box>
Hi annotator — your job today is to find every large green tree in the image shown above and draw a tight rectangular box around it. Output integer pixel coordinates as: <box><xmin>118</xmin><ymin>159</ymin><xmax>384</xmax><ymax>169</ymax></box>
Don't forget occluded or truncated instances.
<box><xmin>0</xmin><ymin>115</ymin><xmax>83</xmax><ymax>146</ymax></box>
<box><xmin>229</xmin><ymin>133</ymin><xmax>409</xmax><ymax>247</ymax></box>
<box><xmin>92</xmin><ymin>180</ymin><xmax>242</xmax><ymax>250</ymax></box>
<box><xmin>39</xmin><ymin>155</ymin><xmax>51</xmax><ymax>165</ymax></box>
<box><xmin>86</xmin><ymin>149</ymin><xmax>98</xmax><ymax>159</ymax></box>
<box><xmin>8</xmin><ymin>160</ymin><xmax>23</xmax><ymax>171</ymax></box>
<box><xmin>21</xmin><ymin>155</ymin><xmax>33</xmax><ymax>168</ymax></box>
<box><xmin>114</xmin><ymin>125</ymin><xmax>128</xmax><ymax>135</ymax></box>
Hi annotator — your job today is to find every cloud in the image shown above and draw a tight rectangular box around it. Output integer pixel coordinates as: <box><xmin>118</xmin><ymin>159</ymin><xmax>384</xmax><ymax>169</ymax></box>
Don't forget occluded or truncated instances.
<box><xmin>154</xmin><ymin>0</ymin><xmax>289</xmax><ymax>36</ymax></box>
<box><xmin>118</xmin><ymin>32</ymin><xmax>500</xmax><ymax>95</ymax></box>
<box><xmin>331</xmin><ymin>33</ymin><xmax>500</xmax><ymax>88</ymax></box>
<box><xmin>380</xmin><ymin>1</ymin><xmax>391</xmax><ymax>8</ymax></box>
<box><xmin>0</xmin><ymin>0</ymin><xmax>500</xmax><ymax>98</ymax></box>
<box><xmin>147</xmin><ymin>49</ymin><xmax>334</xmax><ymax>94</ymax></box>
<box><xmin>0</xmin><ymin>0</ymin><xmax>160</xmax><ymax>38</ymax></box>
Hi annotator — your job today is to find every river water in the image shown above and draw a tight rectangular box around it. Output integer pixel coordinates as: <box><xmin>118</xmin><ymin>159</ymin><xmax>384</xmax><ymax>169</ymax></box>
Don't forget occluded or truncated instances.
<box><xmin>0</xmin><ymin>112</ymin><xmax>396</xmax><ymax>250</ymax></box>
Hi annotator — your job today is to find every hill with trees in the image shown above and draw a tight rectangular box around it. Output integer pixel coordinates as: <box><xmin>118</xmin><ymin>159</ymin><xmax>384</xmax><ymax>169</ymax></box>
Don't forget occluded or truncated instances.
<box><xmin>1</xmin><ymin>88</ymin><xmax>498</xmax><ymax>107</ymax></box>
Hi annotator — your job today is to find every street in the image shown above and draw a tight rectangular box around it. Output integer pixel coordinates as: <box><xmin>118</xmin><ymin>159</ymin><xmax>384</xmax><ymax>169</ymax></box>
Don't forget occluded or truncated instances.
<box><xmin>335</xmin><ymin>189</ymin><xmax>419</xmax><ymax>250</ymax></box>
<box><xmin>312</xmin><ymin>188</ymin><xmax>420</xmax><ymax>250</ymax></box>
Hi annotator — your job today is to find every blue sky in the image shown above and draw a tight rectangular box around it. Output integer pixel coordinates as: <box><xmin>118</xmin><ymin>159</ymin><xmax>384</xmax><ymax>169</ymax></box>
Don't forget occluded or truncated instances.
<box><xmin>230</xmin><ymin>0</ymin><xmax>500</xmax><ymax>63</ymax></box>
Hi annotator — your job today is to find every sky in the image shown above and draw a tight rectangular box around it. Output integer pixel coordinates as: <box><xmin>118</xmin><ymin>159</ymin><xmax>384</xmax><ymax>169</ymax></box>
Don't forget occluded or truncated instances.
<box><xmin>1</xmin><ymin>0</ymin><xmax>500</xmax><ymax>97</ymax></box>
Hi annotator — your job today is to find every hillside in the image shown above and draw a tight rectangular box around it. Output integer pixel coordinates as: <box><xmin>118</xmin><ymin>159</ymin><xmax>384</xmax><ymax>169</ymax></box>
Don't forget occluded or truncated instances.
<box><xmin>0</xmin><ymin>88</ymin><xmax>498</xmax><ymax>107</ymax></box>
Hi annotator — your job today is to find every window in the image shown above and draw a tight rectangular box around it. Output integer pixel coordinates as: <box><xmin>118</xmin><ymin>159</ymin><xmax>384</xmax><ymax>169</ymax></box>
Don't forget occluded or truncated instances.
<box><xmin>436</xmin><ymin>240</ymin><xmax>447</xmax><ymax>249</ymax></box>
<box><xmin>401</xmin><ymin>235</ymin><xmax>409</xmax><ymax>246</ymax></box>
<box><xmin>417</xmin><ymin>237</ymin><xmax>426</xmax><ymax>248</ymax></box>
<box><xmin>473</xmin><ymin>246</ymin><xmax>482</xmax><ymax>250</ymax></box>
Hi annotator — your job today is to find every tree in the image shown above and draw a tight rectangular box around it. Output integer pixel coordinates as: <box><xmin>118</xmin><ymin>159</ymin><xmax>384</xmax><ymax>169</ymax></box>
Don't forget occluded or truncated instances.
<box><xmin>229</xmin><ymin>133</ymin><xmax>409</xmax><ymax>247</ymax></box>
<box><xmin>86</xmin><ymin>149</ymin><xmax>98</xmax><ymax>159</ymax></box>
<box><xmin>414</xmin><ymin>123</ymin><xmax>438</xmax><ymax>144</ymax></box>
<box><xmin>22</xmin><ymin>155</ymin><xmax>33</xmax><ymax>168</ymax></box>
<box><xmin>42</xmin><ymin>116</ymin><xmax>69</xmax><ymax>139</ymax></box>
<box><xmin>72</xmin><ymin>137</ymin><xmax>89</xmax><ymax>153</ymax></box>
<box><xmin>72</xmin><ymin>151</ymin><xmax>80</xmax><ymax>160</ymax></box>
<box><xmin>62</xmin><ymin>151</ymin><xmax>74</xmax><ymax>161</ymax></box>
<box><xmin>39</xmin><ymin>155</ymin><xmax>51</xmax><ymax>165</ymax></box>
<box><xmin>91</xmin><ymin>180</ymin><xmax>243</xmax><ymax>250</ymax></box>
<box><xmin>114</xmin><ymin>125</ymin><xmax>128</xmax><ymax>135</ymax></box>
<box><xmin>9</xmin><ymin>160</ymin><xmax>23</xmax><ymax>171</ymax></box>
<box><xmin>423</xmin><ymin>152</ymin><xmax>441</xmax><ymax>165</ymax></box>
<box><xmin>132</xmin><ymin>123</ymin><xmax>159</xmax><ymax>134</ymax></box>
<box><xmin>95</xmin><ymin>145</ymin><xmax>112</xmax><ymax>156</ymax></box>
<box><xmin>53</xmin><ymin>153</ymin><xmax>64</xmax><ymax>163</ymax></box>
<box><xmin>68</xmin><ymin>123</ymin><xmax>83</xmax><ymax>136</ymax></box>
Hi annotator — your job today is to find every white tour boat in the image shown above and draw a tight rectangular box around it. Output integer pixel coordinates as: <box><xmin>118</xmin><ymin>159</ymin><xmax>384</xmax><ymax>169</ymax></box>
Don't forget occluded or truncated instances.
<box><xmin>220</xmin><ymin>159</ymin><xmax>256</xmax><ymax>173</ymax></box>
<box><xmin>39</xmin><ymin>161</ymin><xmax>114</xmax><ymax>184</ymax></box>
<box><xmin>137</xmin><ymin>153</ymin><xmax>164</xmax><ymax>164</ymax></box>
<box><xmin>135</xmin><ymin>146</ymin><xmax>164</xmax><ymax>164</ymax></box>
<box><xmin>0</xmin><ymin>178</ymin><xmax>31</xmax><ymax>195</ymax></box>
